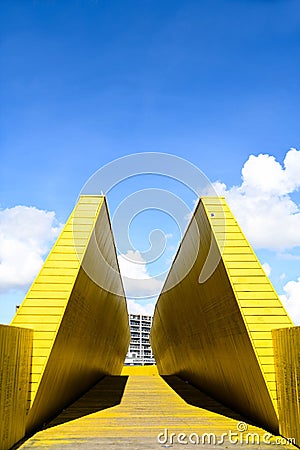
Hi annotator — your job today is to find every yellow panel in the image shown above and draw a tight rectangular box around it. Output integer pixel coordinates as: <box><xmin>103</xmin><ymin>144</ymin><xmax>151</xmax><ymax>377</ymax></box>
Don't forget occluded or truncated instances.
<box><xmin>40</xmin><ymin>267</ymin><xmax>79</xmax><ymax>276</ymax></box>
<box><xmin>36</xmin><ymin>275</ymin><xmax>77</xmax><ymax>283</ymax></box>
<box><xmin>228</xmin><ymin>268</ymin><xmax>265</xmax><ymax>276</ymax></box>
<box><xmin>250</xmin><ymin>331</ymin><xmax>275</xmax><ymax>339</ymax></box>
<box><xmin>22</xmin><ymin>298</ymin><xmax>67</xmax><ymax>306</ymax></box>
<box><xmin>31</xmin><ymin>346</ymin><xmax>50</xmax><ymax>356</ymax></box>
<box><xmin>223</xmin><ymin>254</ymin><xmax>257</xmax><ymax>261</ymax></box>
<box><xmin>231</xmin><ymin>276</ymin><xmax>270</xmax><ymax>284</ymax></box>
<box><xmin>67</xmin><ymin>218</ymin><xmax>94</xmax><ymax>225</ymax></box>
<box><xmin>11</xmin><ymin>195</ymin><xmax>130</xmax><ymax>434</ymax></box>
<box><xmin>219</xmin><ymin>239</ymin><xmax>249</xmax><ymax>247</ymax></box>
<box><xmin>44</xmin><ymin>261</ymin><xmax>80</xmax><ymax>269</ymax></box>
<box><xmin>0</xmin><ymin>324</ymin><xmax>32</xmax><ymax>450</ymax></box>
<box><xmin>223</xmin><ymin>246</ymin><xmax>254</xmax><ymax>254</ymax></box>
<box><xmin>246</xmin><ymin>316</ymin><xmax>292</xmax><ymax>324</ymax></box>
<box><xmin>272</xmin><ymin>326</ymin><xmax>300</xmax><ymax>447</ymax></box>
<box><xmin>226</xmin><ymin>261</ymin><xmax>260</xmax><ymax>268</ymax></box>
<box><xmin>242</xmin><ymin>308</ymin><xmax>289</xmax><ymax>315</ymax></box>
<box><xmin>151</xmin><ymin>197</ymin><xmax>293</xmax><ymax>434</ymax></box>
<box><xmin>50</xmin><ymin>248</ymin><xmax>80</xmax><ymax>256</ymax></box>
<box><xmin>31</xmin><ymin>356</ymin><xmax>48</xmax><ymax>365</ymax></box>
<box><xmin>33</xmin><ymin>331</ymin><xmax>56</xmax><ymax>340</ymax></box>
<box><xmin>234</xmin><ymin>283</ymin><xmax>274</xmax><ymax>291</ymax></box>
<box><xmin>32</xmin><ymin>283</ymin><xmax>73</xmax><ymax>291</ymax></box>
<box><xmin>30</xmin><ymin>374</ymin><xmax>43</xmax><ymax>383</ymax></box>
<box><xmin>238</xmin><ymin>292</ymin><xmax>279</xmax><ymax>299</ymax></box>
<box><xmin>256</xmin><ymin>348</ymin><xmax>275</xmax><ymax>356</ymax></box>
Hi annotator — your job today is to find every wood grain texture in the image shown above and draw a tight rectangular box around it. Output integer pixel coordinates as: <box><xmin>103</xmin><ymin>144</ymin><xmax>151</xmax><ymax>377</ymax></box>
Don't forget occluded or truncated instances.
<box><xmin>272</xmin><ymin>326</ymin><xmax>300</xmax><ymax>447</ymax></box>
<box><xmin>151</xmin><ymin>197</ymin><xmax>293</xmax><ymax>434</ymax></box>
<box><xmin>18</xmin><ymin>368</ymin><xmax>296</xmax><ymax>449</ymax></box>
<box><xmin>0</xmin><ymin>324</ymin><xmax>32</xmax><ymax>450</ymax></box>
<box><xmin>10</xmin><ymin>196</ymin><xmax>130</xmax><ymax>434</ymax></box>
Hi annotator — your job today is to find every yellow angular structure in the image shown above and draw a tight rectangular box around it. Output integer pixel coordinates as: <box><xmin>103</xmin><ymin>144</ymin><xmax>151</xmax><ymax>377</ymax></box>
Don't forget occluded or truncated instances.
<box><xmin>272</xmin><ymin>326</ymin><xmax>300</xmax><ymax>447</ymax></box>
<box><xmin>11</xmin><ymin>195</ymin><xmax>130</xmax><ymax>434</ymax></box>
<box><xmin>150</xmin><ymin>197</ymin><xmax>293</xmax><ymax>434</ymax></box>
<box><xmin>0</xmin><ymin>325</ymin><xmax>32</xmax><ymax>450</ymax></box>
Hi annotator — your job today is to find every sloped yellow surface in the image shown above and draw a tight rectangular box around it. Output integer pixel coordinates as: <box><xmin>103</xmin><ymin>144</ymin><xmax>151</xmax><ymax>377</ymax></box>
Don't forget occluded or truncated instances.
<box><xmin>151</xmin><ymin>197</ymin><xmax>293</xmax><ymax>434</ymax></box>
<box><xmin>273</xmin><ymin>326</ymin><xmax>300</xmax><ymax>447</ymax></box>
<box><xmin>11</xmin><ymin>195</ymin><xmax>130</xmax><ymax>433</ymax></box>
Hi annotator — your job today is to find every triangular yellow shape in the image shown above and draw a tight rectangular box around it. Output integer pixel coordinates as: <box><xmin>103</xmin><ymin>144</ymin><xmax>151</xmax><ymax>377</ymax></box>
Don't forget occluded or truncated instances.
<box><xmin>11</xmin><ymin>195</ymin><xmax>130</xmax><ymax>433</ymax></box>
<box><xmin>151</xmin><ymin>197</ymin><xmax>293</xmax><ymax>434</ymax></box>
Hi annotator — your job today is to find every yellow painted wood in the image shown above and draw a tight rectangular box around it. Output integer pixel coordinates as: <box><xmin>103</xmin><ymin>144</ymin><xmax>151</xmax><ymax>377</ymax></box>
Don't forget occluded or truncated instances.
<box><xmin>245</xmin><ymin>316</ymin><xmax>291</xmax><ymax>324</ymax></box>
<box><xmin>121</xmin><ymin>365</ymin><xmax>158</xmax><ymax>376</ymax></box>
<box><xmin>224</xmin><ymin>254</ymin><xmax>258</xmax><ymax>261</ymax></box>
<box><xmin>0</xmin><ymin>324</ymin><xmax>32</xmax><ymax>450</ymax></box>
<box><xmin>242</xmin><ymin>308</ymin><xmax>288</xmax><ymax>316</ymax></box>
<box><xmin>18</xmin><ymin>369</ymin><xmax>295</xmax><ymax>449</ymax></box>
<box><xmin>18</xmin><ymin>307</ymin><xmax>65</xmax><ymax>315</ymax></box>
<box><xmin>223</xmin><ymin>247</ymin><xmax>254</xmax><ymax>255</ymax></box>
<box><xmin>233</xmin><ymin>283</ymin><xmax>274</xmax><ymax>291</ymax></box>
<box><xmin>203</xmin><ymin>198</ymin><xmax>294</xmax><ymax>419</ymax></box>
<box><xmin>10</xmin><ymin>195</ymin><xmax>130</xmax><ymax>434</ymax></box>
<box><xmin>226</xmin><ymin>261</ymin><xmax>260</xmax><ymax>268</ymax></box>
<box><xmin>40</xmin><ymin>268</ymin><xmax>79</xmax><ymax>276</ymax></box>
<box><xmin>228</xmin><ymin>268</ymin><xmax>265</xmax><ymax>276</ymax></box>
<box><xmin>25</xmin><ymin>292</ymin><xmax>69</xmax><ymax>300</ymax></box>
<box><xmin>272</xmin><ymin>327</ymin><xmax>300</xmax><ymax>447</ymax></box>
<box><xmin>21</xmin><ymin>303</ymin><xmax>66</xmax><ymax>312</ymax></box>
<box><xmin>30</xmin><ymin>283</ymin><xmax>73</xmax><ymax>291</ymax></box>
<box><xmin>151</xmin><ymin>197</ymin><xmax>293</xmax><ymax>435</ymax></box>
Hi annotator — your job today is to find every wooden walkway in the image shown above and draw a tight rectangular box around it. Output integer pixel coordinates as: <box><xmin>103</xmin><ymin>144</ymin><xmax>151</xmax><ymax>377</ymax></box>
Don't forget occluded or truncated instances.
<box><xmin>17</xmin><ymin>366</ymin><xmax>296</xmax><ymax>449</ymax></box>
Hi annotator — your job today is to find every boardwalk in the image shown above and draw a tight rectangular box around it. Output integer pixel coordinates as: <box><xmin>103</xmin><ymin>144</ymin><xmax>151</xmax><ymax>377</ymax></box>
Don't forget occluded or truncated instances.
<box><xmin>17</xmin><ymin>366</ymin><xmax>295</xmax><ymax>449</ymax></box>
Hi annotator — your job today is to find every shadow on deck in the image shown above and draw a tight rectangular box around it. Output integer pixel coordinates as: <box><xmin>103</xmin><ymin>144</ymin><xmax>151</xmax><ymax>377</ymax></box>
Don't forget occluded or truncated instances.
<box><xmin>46</xmin><ymin>375</ymin><xmax>129</xmax><ymax>428</ymax></box>
<box><xmin>162</xmin><ymin>375</ymin><xmax>255</xmax><ymax>425</ymax></box>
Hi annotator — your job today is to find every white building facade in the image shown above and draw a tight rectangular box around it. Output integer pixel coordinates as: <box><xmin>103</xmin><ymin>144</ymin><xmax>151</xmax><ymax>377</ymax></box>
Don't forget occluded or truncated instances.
<box><xmin>125</xmin><ymin>314</ymin><xmax>156</xmax><ymax>365</ymax></box>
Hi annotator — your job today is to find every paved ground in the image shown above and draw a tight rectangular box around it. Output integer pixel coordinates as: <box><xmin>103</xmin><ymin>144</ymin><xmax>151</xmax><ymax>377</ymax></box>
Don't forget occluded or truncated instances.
<box><xmin>16</xmin><ymin>366</ymin><xmax>296</xmax><ymax>449</ymax></box>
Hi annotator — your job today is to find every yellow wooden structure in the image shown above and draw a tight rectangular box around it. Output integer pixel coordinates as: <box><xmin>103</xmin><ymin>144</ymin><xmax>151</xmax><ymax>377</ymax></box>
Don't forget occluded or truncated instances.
<box><xmin>150</xmin><ymin>197</ymin><xmax>293</xmax><ymax>434</ymax></box>
<box><xmin>10</xmin><ymin>195</ymin><xmax>130</xmax><ymax>434</ymax></box>
<box><xmin>0</xmin><ymin>324</ymin><xmax>32</xmax><ymax>450</ymax></box>
<box><xmin>17</xmin><ymin>366</ymin><xmax>295</xmax><ymax>450</ymax></box>
<box><xmin>273</xmin><ymin>326</ymin><xmax>300</xmax><ymax>447</ymax></box>
<box><xmin>1</xmin><ymin>194</ymin><xmax>298</xmax><ymax>448</ymax></box>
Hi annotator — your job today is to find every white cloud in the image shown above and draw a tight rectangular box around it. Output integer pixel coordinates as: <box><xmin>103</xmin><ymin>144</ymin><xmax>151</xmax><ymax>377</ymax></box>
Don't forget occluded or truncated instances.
<box><xmin>118</xmin><ymin>250</ymin><xmax>163</xmax><ymax>298</ymax></box>
<box><xmin>280</xmin><ymin>277</ymin><xmax>300</xmax><ymax>325</ymax></box>
<box><xmin>279</xmin><ymin>252</ymin><xmax>300</xmax><ymax>261</ymax></box>
<box><xmin>241</xmin><ymin>149</ymin><xmax>300</xmax><ymax>196</ymax></box>
<box><xmin>127</xmin><ymin>299</ymin><xmax>155</xmax><ymax>316</ymax></box>
<box><xmin>262</xmin><ymin>262</ymin><xmax>271</xmax><ymax>277</ymax></box>
<box><xmin>0</xmin><ymin>206</ymin><xmax>62</xmax><ymax>293</ymax></box>
<box><xmin>213</xmin><ymin>148</ymin><xmax>300</xmax><ymax>250</ymax></box>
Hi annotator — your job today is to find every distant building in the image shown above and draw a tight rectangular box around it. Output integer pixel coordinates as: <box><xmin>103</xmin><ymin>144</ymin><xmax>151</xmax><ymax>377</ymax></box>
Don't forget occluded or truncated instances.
<box><xmin>125</xmin><ymin>314</ymin><xmax>156</xmax><ymax>365</ymax></box>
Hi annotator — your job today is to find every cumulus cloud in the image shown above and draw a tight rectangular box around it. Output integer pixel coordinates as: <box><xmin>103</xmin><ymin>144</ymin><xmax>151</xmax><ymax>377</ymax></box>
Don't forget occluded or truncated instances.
<box><xmin>213</xmin><ymin>148</ymin><xmax>300</xmax><ymax>250</ymax></box>
<box><xmin>0</xmin><ymin>206</ymin><xmax>62</xmax><ymax>293</ymax></box>
<box><xmin>118</xmin><ymin>250</ymin><xmax>163</xmax><ymax>298</ymax></box>
<box><xmin>212</xmin><ymin>148</ymin><xmax>300</xmax><ymax>326</ymax></box>
<box><xmin>262</xmin><ymin>262</ymin><xmax>271</xmax><ymax>276</ymax></box>
<box><xmin>127</xmin><ymin>299</ymin><xmax>156</xmax><ymax>316</ymax></box>
<box><xmin>280</xmin><ymin>277</ymin><xmax>300</xmax><ymax>325</ymax></box>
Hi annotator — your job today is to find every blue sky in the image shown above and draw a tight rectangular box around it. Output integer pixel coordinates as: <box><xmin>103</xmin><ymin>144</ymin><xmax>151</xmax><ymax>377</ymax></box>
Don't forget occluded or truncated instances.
<box><xmin>0</xmin><ymin>0</ymin><xmax>300</xmax><ymax>324</ymax></box>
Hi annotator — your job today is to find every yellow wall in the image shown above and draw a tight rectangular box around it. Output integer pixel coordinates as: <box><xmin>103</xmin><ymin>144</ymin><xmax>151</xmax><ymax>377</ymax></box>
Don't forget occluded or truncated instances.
<box><xmin>272</xmin><ymin>326</ymin><xmax>300</xmax><ymax>447</ymax></box>
<box><xmin>11</xmin><ymin>195</ymin><xmax>130</xmax><ymax>433</ymax></box>
<box><xmin>0</xmin><ymin>324</ymin><xmax>32</xmax><ymax>450</ymax></box>
<box><xmin>150</xmin><ymin>197</ymin><xmax>293</xmax><ymax>434</ymax></box>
